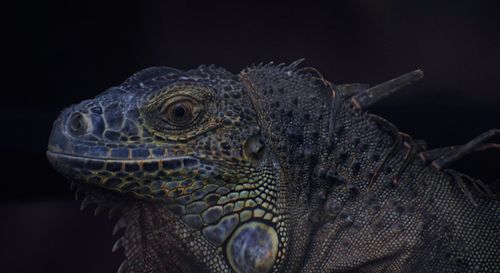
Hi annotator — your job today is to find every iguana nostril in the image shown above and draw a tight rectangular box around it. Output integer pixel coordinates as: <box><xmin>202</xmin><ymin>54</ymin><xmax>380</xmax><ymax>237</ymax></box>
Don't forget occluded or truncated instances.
<box><xmin>68</xmin><ymin>112</ymin><xmax>88</xmax><ymax>136</ymax></box>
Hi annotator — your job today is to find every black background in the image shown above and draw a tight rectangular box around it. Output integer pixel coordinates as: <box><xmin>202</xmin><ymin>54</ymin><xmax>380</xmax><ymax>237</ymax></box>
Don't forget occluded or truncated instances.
<box><xmin>2</xmin><ymin>1</ymin><xmax>500</xmax><ymax>273</ymax></box>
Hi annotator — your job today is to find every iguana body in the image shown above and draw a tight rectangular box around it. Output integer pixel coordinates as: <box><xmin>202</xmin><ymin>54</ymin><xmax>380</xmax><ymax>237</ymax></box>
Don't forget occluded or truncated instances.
<box><xmin>47</xmin><ymin>62</ymin><xmax>500</xmax><ymax>273</ymax></box>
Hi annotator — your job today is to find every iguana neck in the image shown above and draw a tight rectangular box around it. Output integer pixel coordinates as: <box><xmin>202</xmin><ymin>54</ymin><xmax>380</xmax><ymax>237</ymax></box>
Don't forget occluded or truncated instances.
<box><xmin>119</xmin><ymin>201</ymin><xmax>228</xmax><ymax>273</ymax></box>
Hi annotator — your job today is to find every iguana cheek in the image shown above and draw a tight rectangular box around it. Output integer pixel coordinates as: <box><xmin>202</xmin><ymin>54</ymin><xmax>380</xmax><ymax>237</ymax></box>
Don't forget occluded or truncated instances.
<box><xmin>226</xmin><ymin>222</ymin><xmax>278</xmax><ymax>273</ymax></box>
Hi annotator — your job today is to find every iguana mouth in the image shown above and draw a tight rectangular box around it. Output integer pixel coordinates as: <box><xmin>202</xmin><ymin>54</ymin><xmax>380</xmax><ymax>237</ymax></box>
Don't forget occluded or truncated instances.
<box><xmin>46</xmin><ymin>150</ymin><xmax>228</xmax><ymax>201</ymax></box>
<box><xmin>46</xmin><ymin>150</ymin><xmax>201</xmax><ymax>168</ymax></box>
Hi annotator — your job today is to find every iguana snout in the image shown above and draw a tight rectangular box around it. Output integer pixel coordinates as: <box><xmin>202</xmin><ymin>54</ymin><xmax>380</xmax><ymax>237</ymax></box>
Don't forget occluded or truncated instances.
<box><xmin>47</xmin><ymin>87</ymin><xmax>168</xmax><ymax>196</ymax></box>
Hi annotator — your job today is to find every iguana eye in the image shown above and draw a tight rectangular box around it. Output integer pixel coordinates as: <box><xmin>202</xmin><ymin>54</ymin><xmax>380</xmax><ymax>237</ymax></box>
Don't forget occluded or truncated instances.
<box><xmin>141</xmin><ymin>86</ymin><xmax>216</xmax><ymax>140</ymax></box>
<box><xmin>161</xmin><ymin>96</ymin><xmax>200</xmax><ymax>127</ymax></box>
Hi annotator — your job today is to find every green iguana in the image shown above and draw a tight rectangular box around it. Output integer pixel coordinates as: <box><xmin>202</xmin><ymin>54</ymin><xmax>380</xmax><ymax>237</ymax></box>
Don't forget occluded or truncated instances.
<box><xmin>47</xmin><ymin>61</ymin><xmax>500</xmax><ymax>273</ymax></box>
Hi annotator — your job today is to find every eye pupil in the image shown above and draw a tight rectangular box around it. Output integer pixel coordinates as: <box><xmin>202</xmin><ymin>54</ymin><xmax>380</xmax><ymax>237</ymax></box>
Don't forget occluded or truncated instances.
<box><xmin>163</xmin><ymin>99</ymin><xmax>198</xmax><ymax>126</ymax></box>
<box><xmin>173</xmin><ymin>105</ymin><xmax>186</xmax><ymax>118</ymax></box>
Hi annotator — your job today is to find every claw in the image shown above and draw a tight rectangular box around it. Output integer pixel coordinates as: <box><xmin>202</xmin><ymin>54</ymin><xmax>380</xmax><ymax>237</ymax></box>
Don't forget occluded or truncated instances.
<box><xmin>287</xmin><ymin>58</ymin><xmax>306</xmax><ymax>69</ymax></box>
<box><xmin>113</xmin><ymin>217</ymin><xmax>126</xmax><ymax>235</ymax></box>
<box><xmin>368</xmin><ymin>115</ymin><xmax>404</xmax><ymax>188</ymax></box>
<box><xmin>108</xmin><ymin>204</ymin><xmax>123</xmax><ymax>219</ymax></box>
<box><xmin>117</xmin><ymin>260</ymin><xmax>128</xmax><ymax>273</ymax></box>
<box><xmin>80</xmin><ymin>196</ymin><xmax>94</xmax><ymax>211</ymax></box>
<box><xmin>112</xmin><ymin>237</ymin><xmax>125</xmax><ymax>252</ymax></box>
<box><xmin>94</xmin><ymin>205</ymin><xmax>106</xmax><ymax>216</ymax></box>
<box><xmin>444</xmin><ymin>169</ymin><xmax>478</xmax><ymax>207</ymax></box>
<box><xmin>75</xmin><ymin>188</ymin><xmax>85</xmax><ymax>201</ymax></box>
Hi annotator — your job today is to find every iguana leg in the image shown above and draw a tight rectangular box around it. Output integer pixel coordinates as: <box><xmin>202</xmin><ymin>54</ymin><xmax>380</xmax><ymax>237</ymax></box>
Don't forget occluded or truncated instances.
<box><xmin>336</xmin><ymin>83</ymin><xmax>370</xmax><ymax>98</ymax></box>
<box><xmin>419</xmin><ymin>146</ymin><xmax>457</xmax><ymax>164</ymax></box>
<box><xmin>351</xmin><ymin>70</ymin><xmax>423</xmax><ymax>109</ymax></box>
<box><xmin>420</xmin><ymin>129</ymin><xmax>500</xmax><ymax>170</ymax></box>
<box><xmin>419</xmin><ymin>143</ymin><xmax>500</xmax><ymax>164</ymax></box>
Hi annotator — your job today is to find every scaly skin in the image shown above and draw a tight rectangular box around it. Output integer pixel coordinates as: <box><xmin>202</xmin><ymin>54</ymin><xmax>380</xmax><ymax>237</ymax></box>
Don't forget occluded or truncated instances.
<box><xmin>47</xmin><ymin>63</ymin><xmax>500</xmax><ymax>273</ymax></box>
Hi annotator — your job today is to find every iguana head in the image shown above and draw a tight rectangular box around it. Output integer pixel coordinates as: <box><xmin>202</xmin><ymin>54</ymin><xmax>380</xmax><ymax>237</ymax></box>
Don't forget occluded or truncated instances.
<box><xmin>48</xmin><ymin>64</ymin><xmax>325</xmax><ymax>273</ymax></box>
